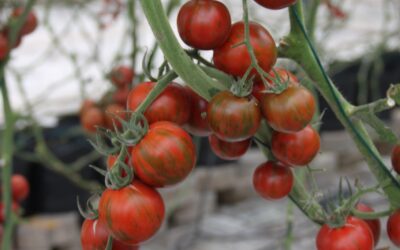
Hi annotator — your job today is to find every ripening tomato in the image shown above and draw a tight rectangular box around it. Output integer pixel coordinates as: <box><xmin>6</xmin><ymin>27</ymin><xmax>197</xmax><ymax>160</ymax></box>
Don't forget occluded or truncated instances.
<box><xmin>184</xmin><ymin>87</ymin><xmax>211</xmax><ymax>137</ymax></box>
<box><xmin>10</xmin><ymin>8</ymin><xmax>38</xmax><ymax>36</ymax></box>
<box><xmin>208</xmin><ymin>134</ymin><xmax>251</xmax><ymax>160</ymax></box>
<box><xmin>387</xmin><ymin>209</ymin><xmax>400</xmax><ymax>247</ymax></box>
<box><xmin>127</xmin><ymin>82</ymin><xmax>191</xmax><ymax>125</ymax></box>
<box><xmin>11</xmin><ymin>174</ymin><xmax>30</xmax><ymax>202</ymax></box>
<box><xmin>110</xmin><ymin>66</ymin><xmax>134</xmax><ymax>88</ymax></box>
<box><xmin>355</xmin><ymin>203</ymin><xmax>380</xmax><ymax>246</ymax></box>
<box><xmin>177</xmin><ymin>0</ymin><xmax>231</xmax><ymax>50</ymax></box>
<box><xmin>391</xmin><ymin>145</ymin><xmax>400</xmax><ymax>175</ymax></box>
<box><xmin>0</xmin><ymin>34</ymin><xmax>9</xmax><ymax>60</ymax></box>
<box><xmin>316</xmin><ymin>216</ymin><xmax>374</xmax><ymax>250</ymax></box>
<box><xmin>98</xmin><ymin>180</ymin><xmax>165</xmax><ymax>245</ymax></box>
<box><xmin>132</xmin><ymin>121</ymin><xmax>196</xmax><ymax>187</ymax></box>
<box><xmin>261</xmin><ymin>85</ymin><xmax>315</xmax><ymax>133</ymax></box>
<box><xmin>0</xmin><ymin>201</ymin><xmax>19</xmax><ymax>223</ymax></box>
<box><xmin>271</xmin><ymin>125</ymin><xmax>320</xmax><ymax>166</ymax></box>
<box><xmin>105</xmin><ymin>104</ymin><xmax>126</xmax><ymax>130</ymax></box>
<box><xmin>253</xmin><ymin>0</ymin><xmax>297</xmax><ymax>9</ymax></box>
<box><xmin>80</xmin><ymin>106</ymin><xmax>105</xmax><ymax>133</ymax></box>
<box><xmin>213</xmin><ymin>21</ymin><xmax>277</xmax><ymax>78</ymax></box>
<box><xmin>113</xmin><ymin>86</ymin><xmax>130</xmax><ymax>106</ymax></box>
<box><xmin>252</xmin><ymin>67</ymin><xmax>299</xmax><ymax>102</ymax></box>
<box><xmin>253</xmin><ymin>161</ymin><xmax>293</xmax><ymax>200</ymax></box>
<box><xmin>207</xmin><ymin>91</ymin><xmax>261</xmax><ymax>142</ymax></box>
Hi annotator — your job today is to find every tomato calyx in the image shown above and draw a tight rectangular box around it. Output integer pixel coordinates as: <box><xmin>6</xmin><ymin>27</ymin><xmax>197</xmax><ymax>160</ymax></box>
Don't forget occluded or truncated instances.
<box><xmin>230</xmin><ymin>68</ymin><xmax>254</xmax><ymax>97</ymax></box>
<box><xmin>77</xmin><ymin>193</ymin><xmax>101</xmax><ymax>220</ymax></box>
<box><xmin>114</xmin><ymin>112</ymin><xmax>149</xmax><ymax>146</ymax></box>
<box><xmin>259</xmin><ymin>68</ymin><xmax>292</xmax><ymax>95</ymax></box>
<box><xmin>105</xmin><ymin>148</ymin><xmax>133</xmax><ymax>190</ymax></box>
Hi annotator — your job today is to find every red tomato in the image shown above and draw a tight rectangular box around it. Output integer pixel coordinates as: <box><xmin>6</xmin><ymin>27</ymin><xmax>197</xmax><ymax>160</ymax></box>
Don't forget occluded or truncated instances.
<box><xmin>110</xmin><ymin>66</ymin><xmax>134</xmax><ymax>88</ymax></box>
<box><xmin>0</xmin><ymin>34</ymin><xmax>9</xmax><ymax>60</ymax></box>
<box><xmin>387</xmin><ymin>209</ymin><xmax>400</xmax><ymax>247</ymax></box>
<box><xmin>105</xmin><ymin>104</ymin><xmax>126</xmax><ymax>130</ymax></box>
<box><xmin>107</xmin><ymin>155</ymin><xmax>129</xmax><ymax>177</ymax></box>
<box><xmin>127</xmin><ymin>82</ymin><xmax>191</xmax><ymax>125</ymax></box>
<box><xmin>177</xmin><ymin>0</ymin><xmax>231</xmax><ymax>50</ymax></box>
<box><xmin>213</xmin><ymin>21</ymin><xmax>277</xmax><ymax>78</ymax></box>
<box><xmin>208</xmin><ymin>134</ymin><xmax>251</xmax><ymax>160</ymax></box>
<box><xmin>261</xmin><ymin>85</ymin><xmax>315</xmax><ymax>133</ymax></box>
<box><xmin>113</xmin><ymin>86</ymin><xmax>130</xmax><ymax>106</ymax></box>
<box><xmin>207</xmin><ymin>91</ymin><xmax>261</xmax><ymax>142</ymax></box>
<box><xmin>80</xmin><ymin>99</ymin><xmax>96</xmax><ymax>116</ymax></box>
<box><xmin>98</xmin><ymin>180</ymin><xmax>165</xmax><ymax>245</ymax></box>
<box><xmin>80</xmin><ymin>106</ymin><xmax>105</xmax><ymax>133</ymax></box>
<box><xmin>0</xmin><ymin>201</ymin><xmax>19</xmax><ymax>223</ymax></box>
<box><xmin>391</xmin><ymin>145</ymin><xmax>400</xmax><ymax>175</ymax></box>
<box><xmin>253</xmin><ymin>161</ymin><xmax>293</xmax><ymax>200</ymax></box>
<box><xmin>316</xmin><ymin>216</ymin><xmax>374</xmax><ymax>250</ymax></box>
<box><xmin>252</xmin><ymin>67</ymin><xmax>299</xmax><ymax>102</ymax></box>
<box><xmin>271</xmin><ymin>125</ymin><xmax>320</xmax><ymax>166</ymax></box>
<box><xmin>355</xmin><ymin>203</ymin><xmax>380</xmax><ymax>246</ymax></box>
<box><xmin>253</xmin><ymin>0</ymin><xmax>297</xmax><ymax>9</ymax></box>
<box><xmin>185</xmin><ymin>87</ymin><xmax>211</xmax><ymax>137</ymax></box>
<box><xmin>131</xmin><ymin>121</ymin><xmax>196</xmax><ymax>187</ymax></box>
<box><xmin>11</xmin><ymin>174</ymin><xmax>30</xmax><ymax>202</ymax></box>
<box><xmin>10</xmin><ymin>8</ymin><xmax>38</xmax><ymax>36</ymax></box>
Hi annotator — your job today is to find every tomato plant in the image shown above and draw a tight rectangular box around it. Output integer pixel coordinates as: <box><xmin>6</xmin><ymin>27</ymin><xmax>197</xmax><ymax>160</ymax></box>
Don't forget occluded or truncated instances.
<box><xmin>177</xmin><ymin>0</ymin><xmax>231</xmax><ymax>50</ymax></box>
<box><xmin>208</xmin><ymin>134</ymin><xmax>251</xmax><ymax>160</ymax></box>
<box><xmin>355</xmin><ymin>203</ymin><xmax>380</xmax><ymax>246</ymax></box>
<box><xmin>391</xmin><ymin>144</ymin><xmax>400</xmax><ymax>174</ymax></box>
<box><xmin>110</xmin><ymin>66</ymin><xmax>134</xmax><ymax>89</ymax></box>
<box><xmin>11</xmin><ymin>174</ymin><xmax>29</xmax><ymax>202</ymax></box>
<box><xmin>80</xmin><ymin>106</ymin><xmax>105</xmax><ymax>133</ymax></box>
<box><xmin>10</xmin><ymin>8</ymin><xmax>38</xmax><ymax>36</ymax></box>
<box><xmin>387</xmin><ymin>209</ymin><xmax>400</xmax><ymax>247</ymax></box>
<box><xmin>0</xmin><ymin>34</ymin><xmax>8</xmax><ymax>60</ymax></box>
<box><xmin>104</xmin><ymin>104</ymin><xmax>126</xmax><ymax>130</ymax></box>
<box><xmin>113</xmin><ymin>86</ymin><xmax>130</xmax><ymax>106</ymax></box>
<box><xmin>184</xmin><ymin>87</ymin><xmax>211</xmax><ymax>137</ymax></box>
<box><xmin>0</xmin><ymin>202</ymin><xmax>19</xmax><ymax>223</ymax></box>
<box><xmin>253</xmin><ymin>0</ymin><xmax>297</xmax><ymax>9</ymax></box>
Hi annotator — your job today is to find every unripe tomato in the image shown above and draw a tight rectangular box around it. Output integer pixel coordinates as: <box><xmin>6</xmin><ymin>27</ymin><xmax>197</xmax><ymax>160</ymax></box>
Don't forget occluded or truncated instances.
<box><xmin>11</xmin><ymin>174</ymin><xmax>30</xmax><ymax>202</ymax></box>
<box><xmin>0</xmin><ymin>34</ymin><xmax>9</xmax><ymax>60</ymax></box>
<box><xmin>355</xmin><ymin>203</ymin><xmax>380</xmax><ymax>246</ymax></box>
<box><xmin>213</xmin><ymin>21</ymin><xmax>277</xmax><ymax>78</ymax></box>
<box><xmin>80</xmin><ymin>106</ymin><xmax>105</xmax><ymax>133</ymax></box>
<box><xmin>271</xmin><ymin>125</ymin><xmax>320</xmax><ymax>166</ymax></box>
<box><xmin>253</xmin><ymin>161</ymin><xmax>293</xmax><ymax>200</ymax></box>
<box><xmin>387</xmin><ymin>209</ymin><xmax>400</xmax><ymax>247</ymax></box>
<box><xmin>110</xmin><ymin>66</ymin><xmax>134</xmax><ymax>88</ymax></box>
<box><xmin>253</xmin><ymin>0</ymin><xmax>297</xmax><ymax>9</ymax></box>
<box><xmin>208</xmin><ymin>134</ymin><xmax>251</xmax><ymax>160</ymax></box>
<box><xmin>391</xmin><ymin>144</ymin><xmax>400</xmax><ymax>174</ymax></box>
<box><xmin>104</xmin><ymin>104</ymin><xmax>126</xmax><ymax>130</ymax></box>
<box><xmin>185</xmin><ymin>87</ymin><xmax>211</xmax><ymax>137</ymax></box>
<box><xmin>177</xmin><ymin>0</ymin><xmax>231</xmax><ymax>50</ymax></box>
<box><xmin>10</xmin><ymin>8</ymin><xmax>38</xmax><ymax>36</ymax></box>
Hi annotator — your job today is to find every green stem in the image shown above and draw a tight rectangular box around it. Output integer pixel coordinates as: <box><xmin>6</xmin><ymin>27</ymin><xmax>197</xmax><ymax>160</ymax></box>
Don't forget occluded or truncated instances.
<box><xmin>350</xmin><ymin>98</ymin><xmax>395</xmax><ymax>117</ymax></box>
<box><xmin>127</xmin><ymin>0</ymin><xmax>138</xmax><ymax>68</ymax></box>
<box><xmin>352</xmin><ymin>208</ymin><xmax>393</xmax><ymax>220</ymax></box>
<box><xmin>283</xmin><ymin>200</ymin><xmax>294</xmax><ymax>250</ymax></box>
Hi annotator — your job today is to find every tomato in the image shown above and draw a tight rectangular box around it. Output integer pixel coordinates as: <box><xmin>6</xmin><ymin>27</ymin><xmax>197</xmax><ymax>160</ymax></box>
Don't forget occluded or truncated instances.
<box><xmin>391</xmin><ymin>145</ymin><xmax>400</xmax><ymax>175</ymax></box>
<box><xmin>387</xmin><ymin>209</ymin><xmax>400</xmax><ymax>247</ymax></box>
<box><xmin>105</xmin><ymin>104</ymin><xmax>126</xmax><ymax>130</ymax></box>
<box><xmin>252</xmin><ymin>67</ymin><xmax>298</xmax><ymax>102</ymax></box>
<box><xmin>261</xmin><ymin>85</ymin><xmax>315</xmax><ymax>133</ymax></box>
<box><xmin>271</xmin><ymin>125</ymin><xmax>320</xmax><ymax>166</ymax></box>
<box><xmin>11</xmin><ymin>174</ymin><xmax>30</xmax><ymax>202</ymax></box>
<box><xmin>355</xmin><ymin>203</ymin><xmax>380</xmax><ymax>246</ymax></box>
<box><xmin>80</xmin><ymin>106</ymin><xmax>105</xmax><ymax>133</ymax></box>
<box><xmin>113</xmin><ymin>86</ymin><xmax>130</xmax><ymax>106</ymax></box>
<box><xmin>81</xmin><ymin>218</ymin><xmax>139</xmax><ymax>250</ymax></box>
<box><xmin>127</xmin><ymin>82</ymin><xmax>191</xmax><ymax>125</ymax></box>
<box><xmin>253</xmin><ymin>161</ymin><xmax>293</xmax><ymax>200</ymax></box>
<box><xmin>80</xmin><ymin>99</ymin><xmax>96</xmax><ymax>116</ymax></box>
<box><xmin>207</xmin><ymin>91</ymin><xmax>261</xmax><ymax>142</ymax></box>
<box><xmin>107</xmin><ymin>154</ymin><xmax>129</xmax><ymax>177</ymax></box>
<box><xmin>0</xmin><ymin>34</ymin><xmax>8</xmax><ymax>60</ymax></box>
<box><xmin>316</xmin><ymin>216</ymin><xmax>374</xmax><ymax>250</ymax></box>
<box><xmin>177</xmin><ymin>0</ymin><xmax>231</xmax><ymax>50</ymax></box>
<box><xmin>208</xmin><ymin>134</ymin><xmax>251</xmax><ymax>160</ymax></box>
<box><xmin>253</xmin><ymin>0</ymin><xmax>297</xmax><ymax>9</ymax></box>
<box><xmin>10</xmin><ymin>8</ymin><xmax>38</xmax><ymax>36</ymax></box>
<box><xmin>0</xmin><ymin>201</ymin><xmax>19</xmax><ymax>223</ymax></box>
<box><xmin>110</xmin><ymin>66</ymin><xmax>134</xmax><ymax>88</ymax></box>
<box><xmin>213</xmin><ymin>21</ymin><xmax>277</xmax><ymax>78</ymax></box>
<box><xmin>131</xmin><ymin>121</ymin><xmax>196</xmax><ymax>187</ymax></box>
<box><xmin>98</xmin><ymin>180</ymin><xmax>165</xmax><ymax>245</ymax></box>
<box><xmin>184</xmin><ymin>87</ymin><xmax>211</xmax><ymax>137</ymax></box>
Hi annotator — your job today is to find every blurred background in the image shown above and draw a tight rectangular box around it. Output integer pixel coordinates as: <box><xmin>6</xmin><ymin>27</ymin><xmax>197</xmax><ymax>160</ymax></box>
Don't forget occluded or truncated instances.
<box><xmin>1</xmin><ymin>0</ymin><xmax>400</xmax><ymax>249</ymax></box>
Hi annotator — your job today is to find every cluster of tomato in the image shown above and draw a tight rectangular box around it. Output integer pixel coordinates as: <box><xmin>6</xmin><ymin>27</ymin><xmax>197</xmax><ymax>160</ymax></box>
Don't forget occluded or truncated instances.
<box><xmin>79</xmin><ymin>66</ymin><xmax>134</xmax><ymax>133</ymax></box>
<box><xmin>0</xmin><ymin>7</ymin><xmax>37</xmax><ymax>61</ymax></box>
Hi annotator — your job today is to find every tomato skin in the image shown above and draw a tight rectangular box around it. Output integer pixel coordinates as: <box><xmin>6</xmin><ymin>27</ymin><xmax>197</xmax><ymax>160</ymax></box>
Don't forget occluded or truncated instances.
<box><xmin>80</xmin><ymin>99</ymin><xmax>96</xmax><ymax>116</ymax></box>
<box><xmin>316</xmin><ymin>216</ymin><xmax>374</xmax><ymax>250</ymax></box>
<box><xmin>110</xmin><ymin>66</ymin><xmax>134</xmax><ymax>89</ymax></box>
<box><xmin>253</xmin><ymin>0</ymin><xmax>297</xmax><ymax>9</ymax></box>
<box><xmin>208</xmin><ymin>134</ymin><xmax>251</xmax><ymax>160</ymax></box>
<box><xmin>11</xmin><ymin>8</ymin><xmax>38</xmax><ymax>36</ymax></box>
<box><xmin>113</xmin><ymin>86</ymin><xmax>130</xmax><ymax>106</ymax></box>
<box><xmin>207</xmin><ymin>91</ymin><xmax>261</xmax><ymax>142</ymax></box>
<box><xmin>213</xmin><ymin>21</ymin><xmax>277</xmax><ymax>78</ymax></box>
<box><xmin>132</xmin><ymin>121</ymin><xmax>196</xmax><ymax>187</ymax></box>
<box><xmin>98</xmin><ymin>180</ymin><xmax>165</xmax><ymax>245</ymax></box>
<box><xmin>252</xmin><ymin>161</ymin><xmax>293</xmax><ymax>200</ymax></box>
<box><xmin>261</xmin><ymin>85</ymin><xmax>315</xmax><ymax>133</ymax></box>
<box><xmin>11</xmin><ymin>174</ymin><xmax>30</xmax><ymax>202</ymax></box>
<box><xmin>127</xmin><ymin>82</ymin><xmax>191</xmax><ymax>125</ymax></box>
<box><xmin>271</xmin><ymin>125</ymin><xmax>320</xmax><ymax>166</ymax></box>
<box><xmin>177</xmin><ymin>0</ymin><xmax>231</xmax><ymax>50</ymax></box>
<box><xmin>185</xmin><ymin>87</ymin><xmax>211</xmax><ymax>137</ymax></box>
<box><xmin>105</xmin><ymin>104</ymin><xmax>126</xmax><ymax>130</ymax></box>
<box><xmin>391</xmin><ymin>145</ymin><xmax>400</xmax><ymax>174</ymax></box>
<box><xmin>80</xmin><ymin>106</ymin><xmax>105</xmax><ymax>133</ymax></box>
<box><xmin>355</xmin><ymin>203</ymin><xmax>380</xmax><ymax>246</ymax></box>
<box><xmin>387</xmin><ymin>209</ymin><xmax>400</xmax><ymax>247</ymax></box>
<box><xmin>0</xmin><ymin>34</ymin><xmax>9</xmax><ymax>60</ymax></box>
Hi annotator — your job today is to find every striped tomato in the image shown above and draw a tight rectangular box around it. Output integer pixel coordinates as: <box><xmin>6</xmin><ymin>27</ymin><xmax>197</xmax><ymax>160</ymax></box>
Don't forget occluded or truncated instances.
<box><xmin>98</xmin><ymin>180</ymin><xmax>165</xmax><ymax>246</ymax></box>
<box><xmin>185</xmin><ymin>87</ymin><xmax>212</xmax><ymax>137</ymax></box>
<box><xmin>208</xmin><ymin>134</ymin><xmax>251</xmax><ymax>160</ymax></box>
<box><xmin>131</xmin><ymin>121</ymin><xmax>196</xmax><ymax>187</ymax></box>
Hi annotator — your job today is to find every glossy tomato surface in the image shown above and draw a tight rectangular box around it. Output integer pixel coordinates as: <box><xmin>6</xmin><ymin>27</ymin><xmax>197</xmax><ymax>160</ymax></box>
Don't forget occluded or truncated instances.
<box><xmin>11</xmin><ymin>174</ymin><xmax>30</xmax><ymax>202</ymax></box>
<box><xmin>207</xmin><ymin>91</ymin><xmax>261</xmax><ymax>142</ymax></box>
<box><xmin>110</xmin><ymin>66</ymin><xmax>134</xmax><ymax>88</ymax></box>
<box><xmin>261</xmin><ymin>85</ymin><xmax>315</xmax><ymax>133</ymax></box>
<box><xmin>132</xmin><ymin>121</ymin><xmax>196</xmax><ymax>187</ymax></box>
<box><xmin>316</xmin><ymin>216</ymin><xmax>374</xmax><ymax>250</ymax></box>
<box><xmin>177</xmin><ymin>0</ymin><xmax>231</xmax><ymax>50</ymax></box>
<box><xmin>391</xmin><ymin>145</ymin><xmax>400</xmax><ymax>174</ymax></box>
<box><xmin>387</xmin><ymin>209</ymin><xmax>400</xmax><ymax>247</ymax></box>
<box><xmin>355</xmin><ymin>203</ymin><xmax>380</xmax><ymax>246</ymax></box>
<box><xmin>80</xmin><ymin>106</ymin><xmax>105</xmax><ymax>133</ymax></box>
<box><xmin>98</xmin><ymin>180</ymin><xmax>165</xmax><ymax>245</ymax></box>
<box><xmin>11</xmin><ymin>8</ymin><xmax>38</xmax><ymax>35</ymax></box>
<box><xmin>271</xmin><ymin>125</ymin><xmax>320</xmax><ymax>166</ymax></box>
<box><xmin>127</xmin><ymin>82</ymin><xmax>190</xmax><ymax>125</ymax></box>
<box><xmin>208</xmin><ymin>134</ymin><xmax>251</xmax><ymax>160</ymax></box>
<box><xmin>254</xmin><ymin>0</ymin><xmax>297</xmax><ymax>9</ymax></box>
<box><xmin>0</xmin><ymin>34</ymin><xmax>8</xmax><ymax>60</ymax></box>
<box><xmin>253</xmin><ymin>161</ymin><xmax>293</xmax><ymax>200</ymax></box>
<box><xmin>213</xmin><ymin>21</ymin><xmax>276</xmax><ymax>78</ymax></box>
<box><xmin>185</xmin><ymin>87</ymin><xmax>211</xmax><ymax>137</ymax></box>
